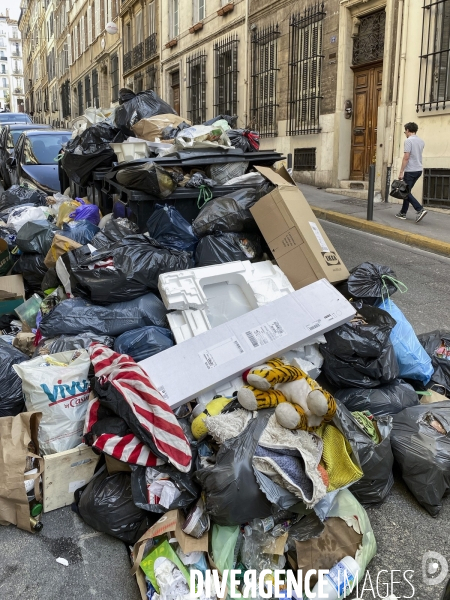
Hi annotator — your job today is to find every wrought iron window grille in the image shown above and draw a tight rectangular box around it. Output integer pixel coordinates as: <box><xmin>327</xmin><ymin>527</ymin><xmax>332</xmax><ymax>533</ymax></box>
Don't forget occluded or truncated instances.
<box><xmin>111</xmin><ymin>54</ymin><xmax>119</xmax><ymax>102</ymax></box>
<box><xmin>146</xmin><ymin>63</ymin><xmax>158</xmax><ymax>91</ymax></box>
<box><xmin>92</xmin><ymin>69</ymin><xmax>99</xmax><ymax>109</ymax></box>
<box><xmin>294</xmin><ymin>147</ymin><xmax>316</xmax><ymax>170</ymax></box>
<box><xmin>187</xmin><ymin>51</ymin><xmax>207</xmax><ymax>125</ymax></box>
<box><xmin>250</xmin><ymin>24</ymin><xmax>280</xmax><ymax>137</ymax></box>
<box><xmin>77</xmin><ymin>80</ymin><xmax>83</xmax><ymax>116</ymax></box>
<box><xmin>423</xmin><ymin>168</ymin><xmax>450</xmax><ymax>207</ymax></box>
<box><xmin>134</xmin><ymin>42</ymin><xmax>144</xmax><ymax>67</ymax></box>
<box><xmin>352</xmin><ymin>9</ymin><xmax>386</xmax><ymax>66</ymax></box>
<box><xmin>85</xmin><ymin>75</ymin><xmax>91</xmax><ymax>108</ymax></box>
<box><xmin>145</xmin><ymin>32</ymin><xmax>157</xmax><ymax>59</ymax></box>
<box><xmin>123</xmin><ymin>50</ymin><xmax>132</xmax><ymax>73</ymax></box>
<box><xmin>214</xmin><ymin>34</ymin><xmax>239</xmax><ymax>116</ymax></box>
<box><xmin>417</xmin><ymin>0</ymin><xmax>450</xmax><ymax>112</ymax></box>
<box><xmin>287</xmin><ymin>2</ymin><xmax>325</xmax><ymax>136</ymax></box>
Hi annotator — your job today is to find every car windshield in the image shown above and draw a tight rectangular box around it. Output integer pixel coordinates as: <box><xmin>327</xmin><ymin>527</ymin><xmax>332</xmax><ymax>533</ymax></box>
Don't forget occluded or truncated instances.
<box><xmin>23</xmin><ymin>134</ymin><xmax>71</xmax><ymax>165</ymax></box>
<box><xmin>0</xmin><ymin>114</ymin><xmax>32</xmax><ymax>123</ymax></box>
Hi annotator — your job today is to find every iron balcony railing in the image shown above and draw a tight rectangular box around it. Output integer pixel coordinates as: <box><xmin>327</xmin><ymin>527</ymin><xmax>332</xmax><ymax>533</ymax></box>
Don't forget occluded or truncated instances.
<box><xmin>123</xmin><ymin>50</ymin><xmax>132</xmax><ymax>73</ymax></box>
<box><xmin>133</xmin><ymin>42</ymin><xmax>144</xmax><ymax>67</ymax></box>
<box><xmin>145</xmin><ymin>33</ymin><xmax>157</xmax><ymax>59</ymax></box>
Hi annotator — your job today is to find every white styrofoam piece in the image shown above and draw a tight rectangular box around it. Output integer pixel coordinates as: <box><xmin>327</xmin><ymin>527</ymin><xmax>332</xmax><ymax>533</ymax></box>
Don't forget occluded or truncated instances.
<box><xmin>158</xmin><ymin>261</ymin><xmax>294</xmax><ymax>312</ymax></box>
<box><xmin>139</xmin><ymin>279</ymin><xmax>355</xmax><ymax>408</ymax></box>
<box><xmin>110</xmin><ymin>141</ymin><xmax>150</xmax><ymax>162</ymax></box>
<box><xmin>167</xmin><ymin>310</ymin><xmax>210</xmax><ymax>343</ymax></box>
<box><xmin>193</xmin><ymin>375</ymin><xmax>245</xmax><ymax>418</ymax></box>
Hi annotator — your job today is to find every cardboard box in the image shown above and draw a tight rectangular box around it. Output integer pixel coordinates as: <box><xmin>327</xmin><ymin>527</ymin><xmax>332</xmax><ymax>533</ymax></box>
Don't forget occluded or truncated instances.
<box><xmin>42</xmin><ymin>444</ymin><xmax>100</xmax><ymax>512</ymax></box>
<box><xmin>251</xmin><ymin>166</ymin><xmax>350</xmax><ymax>289</ymax></box>
<box><xmin>0</xmin><ymin>274</ymin><xmax>25</xmax><ymax>316</ymax></box>
<box><xmin>139</xmin><ymin>279</ymin><xmax>355</xmax><ymax>408</ymax></box>
<box><xmin>132</xmin><ymin>510</ymin><xmax>209</xmax><ymax>600</ymax></box>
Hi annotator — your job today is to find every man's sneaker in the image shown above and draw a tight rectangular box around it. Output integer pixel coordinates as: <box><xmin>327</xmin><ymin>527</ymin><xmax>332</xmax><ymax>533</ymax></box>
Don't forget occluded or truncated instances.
<box><xmin>395</xmin><ymin>212</ymin><xmax>407</xmax><ymax>220</ymax></box>
<box><xmin>415</xmin><ymin>209</ymin><xmax>428</xmax><ymax>223</ymax></box>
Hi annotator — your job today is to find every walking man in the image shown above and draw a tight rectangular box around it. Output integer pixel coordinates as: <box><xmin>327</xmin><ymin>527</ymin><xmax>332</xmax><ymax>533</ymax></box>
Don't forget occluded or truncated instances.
<box><xmin>395</xmin><ymin>122</ymin><xmax>428</xmax><ymax>223</ymax></box>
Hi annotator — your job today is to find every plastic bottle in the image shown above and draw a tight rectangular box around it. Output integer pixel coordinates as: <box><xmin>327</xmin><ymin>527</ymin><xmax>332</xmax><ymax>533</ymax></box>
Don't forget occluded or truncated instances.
<box><xmin>251</xmin><ymin>516</ymin><xmax>275</xmax><ymax>534</ymax></box>
<box><xmin>312</xmin><ymin>556</ymin><xmax>359</xmax><ymax>599</ymax></box>
<box><xmin>270</xmin><ymin>519</ymin><xmax>297</xmax><ymax>538</ymax></box>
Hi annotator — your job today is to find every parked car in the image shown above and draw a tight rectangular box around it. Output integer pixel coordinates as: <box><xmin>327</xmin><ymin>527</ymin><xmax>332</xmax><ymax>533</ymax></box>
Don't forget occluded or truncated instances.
<box><xmin>7</xmin><ymin>129</ymin><xmax>72</xmax><ymax>194</ymax></box>
<box><xmin>0</xmin><ymin>113</ymin><xmax>33</xmax><ymax>124</ymax></box>
<box><xmin>0</xmin><ymin>124</ymin><xmax>52</xmax><ymax>188</ymax></box>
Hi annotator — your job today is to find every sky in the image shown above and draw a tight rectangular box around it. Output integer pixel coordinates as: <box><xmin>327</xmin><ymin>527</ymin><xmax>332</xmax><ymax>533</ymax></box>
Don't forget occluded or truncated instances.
<box><xmin>0</xmin><ymin>1</ymin><xmax>20</xmax><ymax>21</ymax></box>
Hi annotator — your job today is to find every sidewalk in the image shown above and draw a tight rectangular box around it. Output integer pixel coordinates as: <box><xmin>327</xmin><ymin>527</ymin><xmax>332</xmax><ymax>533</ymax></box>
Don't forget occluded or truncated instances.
<box><xmin>298</xmin><ymin>183</ymin><xmax>450</xmax><ymax>256</ymax></box>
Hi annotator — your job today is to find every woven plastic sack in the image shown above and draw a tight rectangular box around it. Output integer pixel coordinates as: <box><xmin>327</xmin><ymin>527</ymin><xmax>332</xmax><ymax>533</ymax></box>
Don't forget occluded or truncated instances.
<box><xmin>13</xmin><ymin>349</ymin><xmax>91</xmax><ymax>454</ymax></box>
<box><xmin>207</xmin><ymin>162</ymin><xmax>247</xmax><ymax>185</ymax></box>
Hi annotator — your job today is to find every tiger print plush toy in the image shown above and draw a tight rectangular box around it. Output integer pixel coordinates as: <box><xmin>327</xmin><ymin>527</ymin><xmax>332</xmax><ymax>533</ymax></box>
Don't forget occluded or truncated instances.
<box><xmin>237</xmin><ymin>358</ymin><xmax>337</xmax><ymax>431</ymax></box>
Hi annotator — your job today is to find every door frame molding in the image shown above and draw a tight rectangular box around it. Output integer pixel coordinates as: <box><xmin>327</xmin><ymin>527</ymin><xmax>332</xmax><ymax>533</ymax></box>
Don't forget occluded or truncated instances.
<box><xmin>332</xmin><ymin>0</ymin><xmax>397</xmax><ymax>190</ymax></box>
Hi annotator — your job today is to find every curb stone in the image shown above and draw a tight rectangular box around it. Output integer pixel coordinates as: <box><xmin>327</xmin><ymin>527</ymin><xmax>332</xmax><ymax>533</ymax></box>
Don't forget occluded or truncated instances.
<box><xmin>311</xmin><ymin>206</ymin><xmax>450</xmax><ymax>258</ymax></box>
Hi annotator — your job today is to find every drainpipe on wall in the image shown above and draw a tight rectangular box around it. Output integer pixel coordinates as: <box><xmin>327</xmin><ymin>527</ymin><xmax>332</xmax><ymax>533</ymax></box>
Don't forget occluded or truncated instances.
<box><xmin>390</xmin><ymin>0</ymin><xmax>409</xmax><ymax>179</ymax></box>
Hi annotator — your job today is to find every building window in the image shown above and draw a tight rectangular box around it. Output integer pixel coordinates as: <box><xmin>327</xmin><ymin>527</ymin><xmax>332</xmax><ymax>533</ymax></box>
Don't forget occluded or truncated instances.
<box><xmin>85</xmin><ymin>74</ymin><xmax>91</xmax><ymax>108</ymax></box>
<box><xmin>2</xmin><ymin>77</ymin><xmax>6</xmax><ymax>88</ymax></box>
<box><xmin>61</xmin><ymin>79</ymin><xmax>71</xmax><ymax>118</ymax></box>
<box><xmin>92</xmin><ymin>69</ymin><xmax>99</xmax><ymax>108</ymax></box>
<box><xmin>148</xmin><ymin>1</ymin><xmax>155</xmax><ymax>35</ymax></box>
<box><xmin>352</xmin><ymin>10</ymin><xmax>386</xmax><ymax>67</ymax></box>
<box><xmin>251</xmin><ymin>24</ymin><xmax>280</xmax><ymax>137</ymax></box>
<box><xmin>77</xmin><ymin>80</ymin><xmax>83</xmax><ymax>116</ymax></box>
<box><xmin>294</xmin><ymin>148</ymin><xmax>316</xmax><ymax>171</ymax></box>
<box><xmin>146</xmin><ymin>63</ymin><xmax>158</xmax><ymax>91</ymax></box>
<box><xmin>170</xmin><ymin>0</ymin><xmax>179</xmax><ymax>38</ymax></box>
<box><xmin>423</xmin><ymin>168</ymin><xmax>450</xmax><ymax>207</ymax></box>
<box><xmin>187</xmin><ymin>51</ymin><xmax>207</xmax><ymax>124</ymax></box>
<box><xmin>134</xmin><ymin>11</ymin><xmax>144</xmax><ymax>65</ymax></box>
<box><xmin>111</xmin><ymin>54</ymin><xmax>119</xmax><ymax>102</ymax></box>
<box><xmin>417</xmin><ymin>0</ymin><xmax>450</xmax><ymax>111</ymax></box>
<box><xmin>134</xmin><ymin>71</ymin><xmax>144</xmax><ymax>93</ymax></box>
<box><xmin>1</xmin><ymin>65</ymin><xmax>4</xmax><ymax>74</ymax></box>
<box><xmin>287</xmin><ymin>2</ymin><xmax>325</xmax><ymax>136</ymax></box>
<box><xmin>194</xmin><ymin>0</ymin><xmax>205</xmax><ymax>23</ymax></box>
<box><xmin>213</xmin><ymin>34</ymin><xmax>239</xmax><ymax>116</ymax></box>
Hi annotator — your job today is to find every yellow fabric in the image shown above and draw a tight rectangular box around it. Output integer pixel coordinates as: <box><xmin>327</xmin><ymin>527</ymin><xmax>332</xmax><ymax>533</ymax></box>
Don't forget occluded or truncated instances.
<box><xmin>317</xmin><ymin>424</ymin><xmax>363</xmax><ymax>492</ymax></box>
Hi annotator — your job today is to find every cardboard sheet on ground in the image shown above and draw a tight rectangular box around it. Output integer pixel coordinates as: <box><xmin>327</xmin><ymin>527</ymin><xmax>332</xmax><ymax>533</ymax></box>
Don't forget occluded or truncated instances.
<box><xmin>251</xmin><ymin>166</ymin><xmax>349</xmax><ymax>289</ymax></box>
<box><xmin>139</xmin><ymin>279</ymin><xmax>355</xmax><ymax>408</ymax></box>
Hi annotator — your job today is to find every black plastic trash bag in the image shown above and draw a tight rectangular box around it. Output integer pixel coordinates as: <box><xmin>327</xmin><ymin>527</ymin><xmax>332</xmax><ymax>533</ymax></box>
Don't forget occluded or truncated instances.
<box><xmin>161</xmin><ymin>122</ymin><xmax>190</xmax><ymax>140</ymax></box>
<box><xmin>61</xmin><ymin>234</ymin><xmax>193</xmax><ymax>304</ymax></box>
<box><xmin>0</xmin><ymin>185</ymin><xmax>47</xmax><ymax>212</ymax></box>
<box><xmin>333</xmin><ymin>402</ymin><xmax>394</xmax><ymax>506</ymax></box>
<box><xmin>195</xmin><ymin>411</ymin><xmax>273</xmax><ymax>526</ymax></box>
<box><xmin>147</xmin><ymin>204</ymin><xmax>198</xmax><ymax>253</ymax></box>
<box><xmin>76</xmin><ymin>469</ymin><xmax>153</xmax><ymax>544</ymax></box>
<box><xmin>114</xmin><ymin>326</ymin><xmax>173</xmax><ymax>362</ymax></box>
<box><xmin>131</xmin><ymin>462</ymin><xmax>200</xmax><ymax>514</ymax></box>
<box><xmin>47</xmin><ymin>333</ymin><xmax>115</xmax><ymax>354</ymax></box>
<box><xmin>324</xmin><ymin>304</ymin><xmax>397</xmax><ymax>359</ymax></box>
<box><xmin>115</xmin><ymin>161</ymin><xmax>179</xmax><ymax>197</ymax></box>
<box><xmin>114</xmin><ymin>89</ymin><xmax>177</xmax><ymax>136</ymax></box>
<box><xmin>391</xmin><ymin>402</ymin><xmax>450</xmax><ymax>516</ymax></box>
<box><xmin>16</xmin><ymin>220</ymin><xmax>57</xmax><ymax>255</ymax></box>
<box><xmin>39</xmin><ymin>294</ymin><xmax>168</xmax><ymax>338</ymax></box>
<box><xmin>344</xmin><ymin>262</ymin><xmax>399</xmax><ymax>305</ymax></box>
<box><xmin>41</xmin><ymin>268</ymin><xmax>60</xmax><ymax>292</ymax></box>
<box><xmin>93</xmin><ymin>218</ymin><xmax>138</xmax><ymax>247</ymax></box>
<box><xmin>0</xmin><ymin>339</ymin><xmax>29</xmax><ymax>417</ymax></box>
<box><xmin>61</xmin><ymin>220</ymin><xmax>100</xmax><ymax>245</ymax></box>
<box><xmin>227</xmin><ymin>129</ymin><xmax>260</xmax><ymax>152</ymax></box>
<box><xmin>321</xmin><ymin>340</ymin><xmax>399</xmax><ymax>389</ymax></box>
<box><xmin>335</xmin><ymin>379</ymin><xmax>419</xmax><ymax>416</ymax></box>
<box><xmin>0</xmin><ymin>225</ymin><xmax>17</xmax><ymax>250</ymax></box>
<box><xmin>192</xmin><ymin>189</ymin><xmax>258</xmax><ymax>237</ymax></box>
<box><xmin>418</xmin><ymin>330</ymin><xmax>450</xmax><ymax>394</ymax></box>
<box><xmin>195</xmin><ymin>231</ymin><xmax>262</xmax><ymax>267</ymax></box>
<box><xmin>62</xmin><ymin>122</ymin><xmax>125</xmax><ymax>187</ymax></box>
<box><xmin>12</xmin><ymin>253</ymin><xmax>48</xmax><ymax>293</ymax></box>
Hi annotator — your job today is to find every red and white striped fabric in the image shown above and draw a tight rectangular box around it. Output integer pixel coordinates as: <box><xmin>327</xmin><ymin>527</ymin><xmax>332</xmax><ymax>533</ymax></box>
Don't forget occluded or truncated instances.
<box><xmin>84</xmin><ymin>394</ymin><xmax>165</xmax><ymax>467</ymax></box>
<box><xmin>88</xmin><ymin>343</ymin><xmax>192</xmax><ymax>473</ymax></box>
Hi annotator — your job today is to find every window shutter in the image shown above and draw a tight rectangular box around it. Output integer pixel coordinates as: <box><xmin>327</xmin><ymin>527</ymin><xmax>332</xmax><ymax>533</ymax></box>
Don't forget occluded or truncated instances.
<box><xmin>80</xmin><ymin>18</ymin><xmax>85</xmax><ymax>54</ymax></box>
<box><xmin>87</xmin><ymin>5</ymin><xmax>92</xmax><ymax>45</ymax></box>
<box><xmin>148</xmin><ymin>2</ymin><xmax>155</xmax><ymax>35</ymax></box>
<box><xmin>95</xmin><ymin>0</ymin><xmax>100</xmax><ymax>38</ymax></box>
<box><xmin>107</xmin><ymin>0</ymin><xmax>112</xmax><ymax>24</ymax></box>
<box><xmin>192</xmin><ymin>0</ymin><xmax>198</xmax><ymax>25</ymax></box>
<box><xmin>67</xmin><ymin>33</ymin><xmax>72</xmax><ymax>65</ymax></box>
<box><xmin>100</xmin><ymin>0</ymin><xmax>105</xmax><ymax>32</ymax></box>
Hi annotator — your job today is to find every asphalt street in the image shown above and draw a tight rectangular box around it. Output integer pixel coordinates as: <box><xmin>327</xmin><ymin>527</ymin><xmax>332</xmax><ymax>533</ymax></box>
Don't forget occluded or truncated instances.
<box><xmin>0</xmin><ymin>221</ymin><xmax>449</xmax><ymax>600</ymax></box>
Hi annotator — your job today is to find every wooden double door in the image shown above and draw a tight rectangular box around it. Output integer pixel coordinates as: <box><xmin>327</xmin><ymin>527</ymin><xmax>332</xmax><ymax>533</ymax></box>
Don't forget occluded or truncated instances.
<box><xmin>350</xmin><ymin>62</ymin><xmax>383</xmax><ymax>180</ymax></box>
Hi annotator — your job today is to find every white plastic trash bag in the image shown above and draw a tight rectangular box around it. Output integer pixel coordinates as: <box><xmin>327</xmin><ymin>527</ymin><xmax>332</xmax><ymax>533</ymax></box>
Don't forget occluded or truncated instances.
<box><xmin>7</xmin><ymin>206</ymin><xmax>48</xmax><ymax>232</ymax></box>
<box><xmin>175</xmin><ymin>124</ymin><xmax>231</xmax><ymax>149</ymax></box>
<box><xmin>14</xmin><ymin>350</ymin><xmax>91</xmax><ymax>454</ymax></box>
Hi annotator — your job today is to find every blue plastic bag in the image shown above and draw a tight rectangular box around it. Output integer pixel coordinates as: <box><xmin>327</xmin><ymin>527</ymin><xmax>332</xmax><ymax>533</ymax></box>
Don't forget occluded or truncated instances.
<box><xmin>377</xmin><ymin>299</ymin><xmax>433</xmax><ymax>385</ymax></box>
<box><xmin>146</xmin><ymin>204</ymin><xmax>198</xmax><ymax>253</ymax></box>
<box><xmin>114</xmin><ymin>326</ymin><xmax>174</xmax><ymax>362</ymax></box>
<box><xmin>62</xmin><ymin>220</ymin><xmax>100</xmax><ymax>244</ymax></box>
<box><xmin>70</xmin><ymin>202</ymin><xmax>101</xmax><ymax>225</ymax></box>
